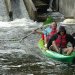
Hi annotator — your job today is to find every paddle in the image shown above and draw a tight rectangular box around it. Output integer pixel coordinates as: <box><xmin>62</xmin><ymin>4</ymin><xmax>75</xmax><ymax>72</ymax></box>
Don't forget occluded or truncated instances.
<box><xmin>19</xmin><ymin>16</ymin><xmax>53</xmax><ymax>42</ymax></box>
<box><xmin>20</xmin><ymin>25</ymin><xmax>45</xmax><ymax>41</ymax></box>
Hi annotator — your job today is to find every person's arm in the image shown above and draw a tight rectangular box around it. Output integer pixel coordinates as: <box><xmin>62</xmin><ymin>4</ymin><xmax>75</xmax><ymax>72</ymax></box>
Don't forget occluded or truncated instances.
<box><xmin>47</xmin><ymin>34</ymin><xmax>58</xmax><ymax>49</ymax></box>
<box><xmin>33</xmin><ymin>27</ymin><xmax>50</xmax><ymax>35</ymax></box>
<box><xmin>43</xmin><ymin>28</ymin><xmax>51</xmax><ymax>46</ymax></box>
<box><xmin>67</xmin><ymin>34</ymin><xmax>75</xmax><ymax>48</ymax></box>
<box><xmin>44</xmin><ymin>35</ymin><xmax>47</xmax><ymax>44</ymax></box>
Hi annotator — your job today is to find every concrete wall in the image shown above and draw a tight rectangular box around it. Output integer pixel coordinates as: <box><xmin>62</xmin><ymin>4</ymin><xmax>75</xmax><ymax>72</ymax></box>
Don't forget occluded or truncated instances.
<box><xmin>23</xmin><ymin>0</ymin><xmax>37</xmax><ymax>21</ymax></box>
<box><xmin>5</xmin><ymin>0</ymin><xmax>12</xmax><ymax>12</ymax></box>
<box><xmin>5</xmin><ymin>0</ymin><xmax>13</xmax><ymax>20</ymax></box>
<box><xmin>40</xmin><ymin>0</ymin><xmax>50</xmax><ymax>4</ymax></box>
<box><xmin>59</xmin><ymin>0</ymin><xmax>75</xmax><ymax>18</ymax></box>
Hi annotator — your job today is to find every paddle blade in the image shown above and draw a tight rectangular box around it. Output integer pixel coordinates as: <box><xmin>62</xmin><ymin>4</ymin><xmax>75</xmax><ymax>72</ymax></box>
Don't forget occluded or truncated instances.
<box><xmin>43</xmin><ymin>16</ymin><xmax>53</xmax><ymax>25</ymax></box>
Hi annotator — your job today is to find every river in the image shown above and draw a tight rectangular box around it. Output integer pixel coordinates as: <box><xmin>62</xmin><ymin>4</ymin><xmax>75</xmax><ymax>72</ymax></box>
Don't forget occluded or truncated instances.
<box><xmin>0</xmin><ymin>0</ymin><xmax>75</xmax><ymax>75</ymax></box>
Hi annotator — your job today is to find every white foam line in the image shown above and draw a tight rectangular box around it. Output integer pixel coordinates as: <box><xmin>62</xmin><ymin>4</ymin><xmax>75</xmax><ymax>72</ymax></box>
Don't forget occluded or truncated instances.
<box><xmin>0</xmin><ymin>49</ymin><xmax>26</xmax><ymax>54</ymax></box>
<box><xmin>0</xmin><ymin>18</ymin><xmax>42</xmax><ymax>28</ymax></box>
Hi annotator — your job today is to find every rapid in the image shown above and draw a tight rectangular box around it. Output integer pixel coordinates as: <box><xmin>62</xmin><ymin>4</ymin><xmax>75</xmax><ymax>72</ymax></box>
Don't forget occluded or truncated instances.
<box><xmin>0</xmin><ymin>0</ymin><xmax>75</xmax><ymax>75</ymax></box>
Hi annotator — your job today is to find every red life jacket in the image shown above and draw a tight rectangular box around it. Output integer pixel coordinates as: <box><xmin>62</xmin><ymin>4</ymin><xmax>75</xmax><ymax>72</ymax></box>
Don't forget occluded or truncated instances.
<box><xmin>50</xmin><ymin>29</ymin><xmax>57</xmax><ymax>37</ymax></box>
<box><xmin>55</xmin><ymin>34</ymin><xmax>67</xmax><ymax>48</ymax></box>
<box><xmin>47</xmin><ymin>29</ymin><xmax>57</xmax><ymax>42</ymax></box>
<box><xmin>41</xmin><ymin>33</ymin><xmax>44</xmax><ymax>40</ymax></box>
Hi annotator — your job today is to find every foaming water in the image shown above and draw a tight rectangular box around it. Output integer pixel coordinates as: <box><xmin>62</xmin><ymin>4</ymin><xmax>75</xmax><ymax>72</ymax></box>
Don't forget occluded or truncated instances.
<box><xmin>0</xmin><ymin>0</ymin><xmax>75</xmax><ymax>74</ymax></box>
<box><xmin>0</xmin><ymin>18</ymin><xmax>43</xmax><ymax>55</ymax></box>
<box><xmin>0</xmin><ymin>17</ymin><xmax>75</xmax><ymax>75</ymax></box>
<box><xmin>0</xmin><ymin>17</ymin><xmax>68</xmax><ymax>75</ymax></box>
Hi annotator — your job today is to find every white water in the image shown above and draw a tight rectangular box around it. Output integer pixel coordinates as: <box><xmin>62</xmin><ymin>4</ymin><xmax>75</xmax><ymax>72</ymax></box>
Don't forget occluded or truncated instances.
<box><xmin>0</xmin><ymin>0</ymin><xmax>75</xmax><ymax>75</ymax></box>
<box><xmin>0</xmin><ymin>18</ymin><xmax>42</xmax><ymax>54</ymax></box>
<box><xmin>0</xmin><ymin>0</ymin><xmax>45</xmax><ymax>65</ymax></box>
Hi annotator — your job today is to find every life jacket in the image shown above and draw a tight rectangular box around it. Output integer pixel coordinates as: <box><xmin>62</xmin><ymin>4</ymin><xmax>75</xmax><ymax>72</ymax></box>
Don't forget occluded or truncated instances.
<box><xmin>47</xmin><ymin>29</ymin><xmax>57</xmax><ymax>42</ymax></box>
<box><xmin>55</xmin><ymin>34</ymin><xmax>67</xmax><ymax>48</ymax></box>
<box><xmin>42</xmin><ymin>33</ymin><xmax>44</xmax><ymax>40</ymax></box>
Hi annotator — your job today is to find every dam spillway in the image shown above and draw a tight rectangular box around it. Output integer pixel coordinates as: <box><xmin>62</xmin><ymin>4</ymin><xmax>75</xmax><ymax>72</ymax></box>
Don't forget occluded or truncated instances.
<box><xmin>4</xmin><ymin>0</ymin><xmax>50</xmax><ymax>22</ymax></box>
<box><xmin>2</xmin><ymin>0</ymin><xmax>75</xmax><ymax>22</ymax></box>
<box><xmin>23</xmin><ymin>0</ymin><xmax>50</xmax><ymax>22</ymax></box>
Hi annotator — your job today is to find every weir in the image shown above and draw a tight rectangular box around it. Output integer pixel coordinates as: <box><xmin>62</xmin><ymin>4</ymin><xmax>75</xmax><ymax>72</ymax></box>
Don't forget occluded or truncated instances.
<box><xmin>23</xmin><ymin>0</ymin><xmax>49</xmax><ymax>22</ymax></box>
<box><xmin>3</xmin><ymin>0</ymin><xmax>75</xmax><ymax>22</ymax></box>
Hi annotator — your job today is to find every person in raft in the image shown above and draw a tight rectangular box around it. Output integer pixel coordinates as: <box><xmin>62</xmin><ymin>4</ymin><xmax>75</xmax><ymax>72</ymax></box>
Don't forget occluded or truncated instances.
<box><xmin>33</xmin><ymin>22</ymin><xmax>57</xmax><ymax>46</ymax></box>
<box><xmin>47</xmin><ymin>26</ymin><xmax>75</xmax><ymax>55</ymax></box>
